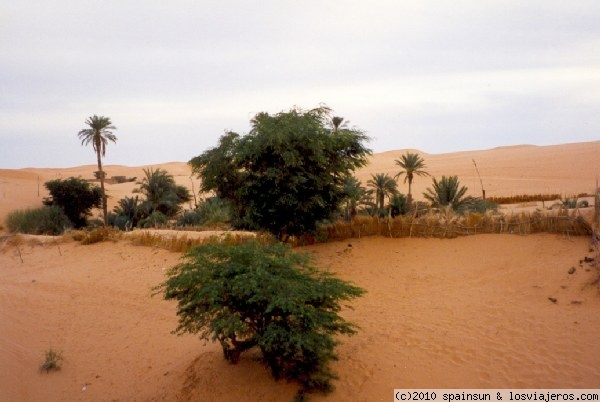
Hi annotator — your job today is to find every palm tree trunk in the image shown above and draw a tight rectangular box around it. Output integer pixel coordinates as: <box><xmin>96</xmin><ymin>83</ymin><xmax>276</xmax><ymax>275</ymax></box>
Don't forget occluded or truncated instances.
<box><xmin>96</xmin><ymin>149</ymin><xmax>108</xmax><ymax>225</ymax></box>
<box><xmin>407</xmin><ymin>180</ymin><xmax>413</xmax><ymax>206</ymax></box>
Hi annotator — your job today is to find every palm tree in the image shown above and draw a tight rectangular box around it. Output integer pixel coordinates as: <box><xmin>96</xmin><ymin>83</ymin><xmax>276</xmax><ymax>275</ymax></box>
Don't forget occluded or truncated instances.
<box><xmin>342</xmin><ymin>176</ymin><xmax>367</xmax><ymax>221</ymax></box>
<box><xmin>78</xmin><ymin>115</ymin><xmax>117</xmax><ymax>225</ymax></box>
<box><xmin>423</xmin><ymin>175</ymin><xmax>473</xmax><ymax>213</ymax></box>
<box><xmin>136</xmin><ymin>168</ymin><xmax>191</xmax><ymax>217</ymax></box>
<box><xmin>331</xmin><ymin>116</ymin><xmax>348</xmax><ymax>132</ymax></box>
<box><xmin>394</xmin><ymin>152</ymin><xmax>429</xmax><ymax>205</ymax></box>
<box><xmin>367</xmin><ymin>173</ymin><xmax>398</xmax><ymax>213</ymax></box>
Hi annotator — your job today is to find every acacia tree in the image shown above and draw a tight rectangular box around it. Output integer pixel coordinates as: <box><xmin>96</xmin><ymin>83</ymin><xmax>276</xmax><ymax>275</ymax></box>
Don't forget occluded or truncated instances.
<box><xmin>190</xmin><ymin>106</ymin><xmax>371</xmax><ymax>238</ymax></box>
<box><xmin>156</xmin><ymin>240</ymin><xmax>364</xmax><ymax>397</ymax></box>
<box><xmin>394</xmin><ymin>152</ymin><xmax>429</xmax><ymax>205</ymax></box>
<box><xmin>77</xmin><ymin>115</ymin><xmax>117</xmax><ymax>225</ymax></box>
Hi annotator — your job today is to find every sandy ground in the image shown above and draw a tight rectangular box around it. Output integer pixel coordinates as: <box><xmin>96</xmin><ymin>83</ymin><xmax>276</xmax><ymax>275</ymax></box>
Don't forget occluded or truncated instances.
<box><xmin>1</xmin><ymin>141</ymin><xmax>599</xmax><ymax>401</ymax></box>
<box><xmin>0</xmin><ymin>234</ymin><xmax>598</xmax><ymax>401</ymax></box>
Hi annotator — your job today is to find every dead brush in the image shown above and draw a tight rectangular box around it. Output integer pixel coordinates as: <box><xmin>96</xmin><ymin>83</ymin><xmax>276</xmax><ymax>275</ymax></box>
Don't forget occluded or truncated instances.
<box><xmin>39</xmin><ymin>348</ymin><xmax>63</xmax><ymax>373</ymax></box>
<box><xmin>80</xmin><ymin>227</ymin><xmax>121</xmax><ymax>245</ymax></box>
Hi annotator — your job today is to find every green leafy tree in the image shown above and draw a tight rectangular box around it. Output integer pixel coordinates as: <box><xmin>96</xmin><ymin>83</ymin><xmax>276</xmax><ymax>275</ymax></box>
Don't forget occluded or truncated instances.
<box><xmin>135</xmin><ymin>168</ymin><xmax>191</xmax><ymax>218</ymax></box>
<box><xmin>190</xmin><ymin>106</ymin><xmax>371</xmax><ymax>238</ymax></box>
<box><xmin>155</xmin><ymin>240</ymin><xmax>364</xmax><ymax>398</ymax></box>
<box><xmin>43</xmin><ymin>177</ymin><xmax>102</xmax><ymax>228</ymax></box>
<box><xmin>394</xmin><ymin>152</ymin><xmax>429</xmax><ymax>205</ymax></box>
<box><xmin>423</xmin><ymin>175</ymin><xmax>474</xmax><ymax>213</ymax></box>
<box><xmin>77</xmin><ymin>115</ymin><xmax>118</xmax><ymax>225</ymax></box>
<box><xmin>366</xmin><ymin>173</ymin><xmax>398</xmax><ymax>213</ymax></box>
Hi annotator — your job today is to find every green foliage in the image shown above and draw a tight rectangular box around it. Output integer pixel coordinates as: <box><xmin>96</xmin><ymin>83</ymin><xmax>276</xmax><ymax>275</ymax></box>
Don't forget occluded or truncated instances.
<box><xmin>111</xmin><ymin>195</ymin><xmax>143</xmax><ymax>230</ymax></box>
<box><xmin>139</xmin><ymin>211</ymin><xmax>168</xmax><ymax>228</ymax></box>
<box><xmin>189</xmin><ymin>106</ymin><xmax>371</xmax><ymax>238</ymax></box>
<box><xmin>156</xmin><ymin>240</ymin><xmax>364</xmax><ymax>397</ymax></box>
<box><xmin>6</xmin><ymin>206</ymin><xmax>72</xmax><ymax>235</ymax></box>
<box><xmin>135</xmin><ymin>168</ymin><xmax>191</xmax><ymax>218</ymax></box>
<box><xmin>177</xmin><ymin>197</ymin><xmax>232</xmax><ymax>227</ymax></box>
<box><xmin>367</xmin><ymin>173</ymin><xmax>398</xmax><ymax>213</ymax></box>
<box><xmin>388</xmin><ymin>193</ymin><xmax>409</xmax><ymax>217</ymax></box>
<box><xmin>423</xmin><ymin>175</ymin><xmax>473</xmax><ymax>214</ymax></box>
<box><xmin>341</xmin><ymin>176</ymin><xmax>370</xmax><ymax>221</ymax></box>
<box><xmin>78</xmin><ymin>115</ymin><xmax>118</xmax><ymax>225</ymax></box>
<box><xmin>40</xmin><ymin>348</ymin><xmax>63</xmax><ymax>373</ymax></box>
<box><xmin>43</xmin><ymin>177</ymin><xmax>102</xmax><ymax>228</ymax></box>
<box><xmin>394</xmin><ymin>152</ymin><xmax>429</xmax><ymax>203</ymax></box>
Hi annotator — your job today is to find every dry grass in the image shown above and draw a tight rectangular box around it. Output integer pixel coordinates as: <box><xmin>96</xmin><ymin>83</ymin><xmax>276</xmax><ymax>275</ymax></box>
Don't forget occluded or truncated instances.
<box><xmin>126</xmin><ymin>230</ymin><xmax>271</xmax><ymax>253</ymax></box>
<box><xmin>318</xmin><ymin>209</ymin><xmax>592</xmax><ymax>242</ymax></box>
<box><xmin>79</xmin><ymin>227</ymin><xmax>122</xmax><ymax>245</ymax></box>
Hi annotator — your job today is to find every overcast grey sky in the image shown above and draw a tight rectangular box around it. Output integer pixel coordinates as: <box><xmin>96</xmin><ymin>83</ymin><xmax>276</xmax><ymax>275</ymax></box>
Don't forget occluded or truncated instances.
<box><xmin>1</xmin><ymin>1</ymin><xmax>599</xmax><ymax>168</ymax></box>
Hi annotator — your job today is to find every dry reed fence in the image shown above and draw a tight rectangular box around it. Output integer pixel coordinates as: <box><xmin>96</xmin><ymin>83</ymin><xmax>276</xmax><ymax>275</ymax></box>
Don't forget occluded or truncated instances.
<box><xmin>319</xmin><ymin>209</ymin><xmax>593</xmax><ymax>242</ymax></box>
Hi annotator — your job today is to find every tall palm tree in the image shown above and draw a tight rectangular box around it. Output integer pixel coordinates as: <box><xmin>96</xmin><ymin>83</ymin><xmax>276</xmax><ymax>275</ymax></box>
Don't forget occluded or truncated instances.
<box><xmin>394</xmin><ymin>152</ymin><xmax>429</xmax><ymax>205</ymax></box>
<box><xmin>423</xmin><ymin>175</ymin><xmax>472</xmax><ymax>213</ymax></box>
<box><xmin>78</xmin><ymin>115</ymin><xmax>117</xmax><ymax>225</ymax></box>
<box><xmin>367</xmin><ymin>173</ymin><xmax>398</xmax><ymax>212</ymax></box>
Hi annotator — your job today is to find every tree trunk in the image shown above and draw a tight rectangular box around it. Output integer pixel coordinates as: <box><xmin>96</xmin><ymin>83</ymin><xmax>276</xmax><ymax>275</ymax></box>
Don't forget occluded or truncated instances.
<box><xmin>96</xmin><ymin>148</ymin><xmax>108</xmax><ymax>226</ymax></box>
<box><xmin>407</xmin><ymin>180</ymin><xmax>413</xmax><ymax>206</ymax></box>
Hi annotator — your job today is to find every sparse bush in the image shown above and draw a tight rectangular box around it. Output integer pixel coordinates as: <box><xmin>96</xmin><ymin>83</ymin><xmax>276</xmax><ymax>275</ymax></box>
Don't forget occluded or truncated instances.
<box><xmin>562</xmin><ymin>198</ymin><xmax>578</xmax><ymax>209</ymax></box>
<box><xmin>6</xmin><ymin>206</ymin><xmax>72</xmax><ymax>235</ymax></box>
<box><xmin>111</xmin><ymin>175</ymin><xmax>136</xmax><ymax>183</ymax></box>
<box><xmin>156</xmin><ymin>240</ymin><xmax>364</xmax><ymax>398</ymax></box>
<box><xmin>577</xmin><ymin>200</ymin><xmax>589</xmax><ymax>208</ymax></box>
<box><xmin>40</xmin><ymin>348</ymin><xmax>63</xmax><ymax>373</ymax></box>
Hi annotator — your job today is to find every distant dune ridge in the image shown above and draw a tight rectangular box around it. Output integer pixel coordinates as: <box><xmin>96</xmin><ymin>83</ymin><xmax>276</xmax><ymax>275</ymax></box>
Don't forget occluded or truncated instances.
<box><xmin>1</xmin><ymin>140</ymin><xmax>599</xmax><ymax>223</ymax></box>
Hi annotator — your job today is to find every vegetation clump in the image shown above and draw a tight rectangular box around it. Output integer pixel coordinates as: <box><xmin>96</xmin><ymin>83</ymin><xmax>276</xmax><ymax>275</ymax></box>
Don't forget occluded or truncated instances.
<box><xmin>155</xmin><ymin>240</ymin><xmax>365</xmax><ymax>398</ymax></box>
<box><xmin>43</xmin><ymin>177</ymin><xmax>102</xmax><ymax>228</ymax></box>
<box><xmin>6</xmin><ymin>206</ymin><xmax>72</xmax><ymax>235</ymax></box>
<box><xmin>189</xmin><ymin>106</ymin><xmax>371</xmax><ymax>239</ymax></box>
<box><xmin>39</xmin><ymin>348</ymin><xmax>63</xmax><ymax>373</ymax></box>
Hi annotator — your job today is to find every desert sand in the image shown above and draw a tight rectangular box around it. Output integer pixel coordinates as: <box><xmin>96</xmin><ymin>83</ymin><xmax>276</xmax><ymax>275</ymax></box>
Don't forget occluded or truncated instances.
<box><xmin>1</xmin><ymin>141</ymin><xmax>600</xmax><ymax>401</ymax></box>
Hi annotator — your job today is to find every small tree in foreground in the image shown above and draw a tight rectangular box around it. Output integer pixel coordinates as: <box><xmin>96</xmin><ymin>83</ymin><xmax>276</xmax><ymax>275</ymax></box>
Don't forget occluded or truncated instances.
<box><xmin>155</xmin><ymin>240</ymin><xmax>365</xmax><ymax>398</ymax></box>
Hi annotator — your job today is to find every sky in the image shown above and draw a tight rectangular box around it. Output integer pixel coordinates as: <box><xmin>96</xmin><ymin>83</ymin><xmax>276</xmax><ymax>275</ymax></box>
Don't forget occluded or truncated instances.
<box><xmin>1</xmin><ymin>0</ymin><xmax>599</xmax><ymax>168</ymax></box>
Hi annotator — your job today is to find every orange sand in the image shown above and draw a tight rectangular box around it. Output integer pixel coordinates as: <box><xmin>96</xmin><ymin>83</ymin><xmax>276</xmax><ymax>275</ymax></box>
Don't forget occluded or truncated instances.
<box><xmin>0</xmin><ymin>234</ymin><xmax>598</xmax><ymax>401</ymax></box>
<box><xmin>1</xmin><ymin>141</ymin><xmax>599</xmax><ymax>401</ymax></box>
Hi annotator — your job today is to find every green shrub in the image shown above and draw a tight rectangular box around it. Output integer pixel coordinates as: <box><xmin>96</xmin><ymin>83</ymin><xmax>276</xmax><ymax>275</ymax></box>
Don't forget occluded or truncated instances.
<box><xmin>177</xmin><ymin>197</ymin><xmax>232</xmax><ymax>228</ymax></box>
<box><xmin>155</xmin><ymin>240</ymin><xmax>364</xmax><ymax>398</ymax></box>
<box><xmin>6</xmin><ymin>206</ymin><xmax>72</xmax><ymax>235</ymax></box>
<box><xmin>139</xmin><ymin>211</ymin><xmax>168</xmax><ymax>228</ymax></box>
<box><xmin>43</xmin><ymin>177</ymin><xmax>102</xmax><ymax>228</ymax></box>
